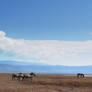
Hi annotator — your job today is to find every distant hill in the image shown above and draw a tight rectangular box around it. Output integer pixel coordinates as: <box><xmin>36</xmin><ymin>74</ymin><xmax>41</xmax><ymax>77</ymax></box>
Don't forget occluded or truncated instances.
<box><xmin>0</xmin><ymin>61</ymin><xmax>92</xmax><ymax>74</ymax></box>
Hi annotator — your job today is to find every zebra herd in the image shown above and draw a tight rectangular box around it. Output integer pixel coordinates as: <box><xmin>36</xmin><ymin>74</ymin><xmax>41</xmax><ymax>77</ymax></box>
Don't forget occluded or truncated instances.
<box><xmin>11</xmin><ymin>72</ymin><xmax>85</xmax><ymax>81</ymax></box>
<box><xmin>12</xmin><ymin>72</ymin><xmax>36</xmax><ymax>81</ymax></box>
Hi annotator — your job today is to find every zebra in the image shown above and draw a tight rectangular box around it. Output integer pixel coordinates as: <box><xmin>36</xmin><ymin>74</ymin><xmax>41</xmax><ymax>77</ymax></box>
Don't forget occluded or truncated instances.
<box><xmin>12</xmin><ymin>73</ymin><xmax>24</xmax><ymax>81</ymax></box>
<box><xmin>77</xmin><ymin>73</ymin><xmax>84</xmax><ymax>78</ymax></box>
<box><xmin>23</xmin><ymin>72</ymin><xmax>36</xmax><ymax>80</ymax></box>
<box><xmin>12</xmin><ymin>72</ymin><xmax>36</xmax><ymax>81</ymax></box>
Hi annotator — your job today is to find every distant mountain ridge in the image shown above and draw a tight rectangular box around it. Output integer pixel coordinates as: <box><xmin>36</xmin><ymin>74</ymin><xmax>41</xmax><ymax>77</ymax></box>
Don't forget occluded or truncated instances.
<box><xmin>0</xmin><ymin>61</ymin><xmax>92</xmax><ymax>74</ymax></box>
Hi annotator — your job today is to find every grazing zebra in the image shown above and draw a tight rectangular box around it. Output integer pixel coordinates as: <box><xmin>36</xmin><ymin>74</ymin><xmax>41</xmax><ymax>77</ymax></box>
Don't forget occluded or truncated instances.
<box><xmin>77</xmin><ymin>73</ymin><xmax>84</xmax><ymax>78</ymax></box>
<box><xmin>12</xmin><ymin>73</ymin><xmax>24</xmax><ymax>81</ymax></box>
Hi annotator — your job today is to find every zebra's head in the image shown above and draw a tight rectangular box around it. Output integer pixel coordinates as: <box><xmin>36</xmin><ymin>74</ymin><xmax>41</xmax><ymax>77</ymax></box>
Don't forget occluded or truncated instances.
<box><xmin>30</xmin><ymin>72</ymin><xmax>36</xmax><ymax>77</ymax></box>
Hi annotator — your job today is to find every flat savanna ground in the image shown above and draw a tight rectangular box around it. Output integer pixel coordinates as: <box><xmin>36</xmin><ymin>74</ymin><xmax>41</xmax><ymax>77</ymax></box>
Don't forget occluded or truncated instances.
<box><xmin>0</xmin><ymin>74</ymin><xmax>92</xmax><ymax>92</ymax></box>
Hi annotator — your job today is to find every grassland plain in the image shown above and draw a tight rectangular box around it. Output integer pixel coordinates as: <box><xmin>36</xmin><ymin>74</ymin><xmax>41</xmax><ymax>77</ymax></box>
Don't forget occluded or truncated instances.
<box><xmin>0</xmin><ymin>74</ymin><xmax>92</xmax><ymax>92</ymax></box>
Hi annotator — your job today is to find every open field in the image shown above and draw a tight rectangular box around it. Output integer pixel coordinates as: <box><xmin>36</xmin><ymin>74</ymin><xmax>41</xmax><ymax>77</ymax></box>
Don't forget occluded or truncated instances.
<box><xmin>0</xmin><ymin>74</ymin><xmax>92</xmax><ymax>92</ymax></box>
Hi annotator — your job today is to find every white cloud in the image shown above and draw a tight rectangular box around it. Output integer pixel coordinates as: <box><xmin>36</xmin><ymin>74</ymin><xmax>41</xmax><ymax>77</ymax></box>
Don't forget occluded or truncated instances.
<box><xmin>0</xmin><ymin>31</ymin><xmax>92</xmax><ymax>66</ymax></box>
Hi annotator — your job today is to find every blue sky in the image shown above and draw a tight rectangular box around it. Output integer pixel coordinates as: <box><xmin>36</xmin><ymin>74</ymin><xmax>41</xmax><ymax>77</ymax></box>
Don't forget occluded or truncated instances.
<box><xmin>0</xmin><ymin>0</ymin><xmax>92</xmax><ymax>66</ymax></box>
<box><xmin>0</xmin><ymin>0</ymin><xmax>92</xmax><ymax>40</ymax></box>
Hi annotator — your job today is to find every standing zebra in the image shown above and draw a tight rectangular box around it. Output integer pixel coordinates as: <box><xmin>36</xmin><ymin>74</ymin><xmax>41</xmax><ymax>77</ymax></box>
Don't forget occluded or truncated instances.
<box><xmin>77</xmin><ymin>73</ymin><xmax>84</xmax><ymax>78</ymax></box>
<box><xmin>12</xmin><ymin>73</ymin><xmax>24</xmax><ymax>81</ymax></box>
<box><xmin>23</xmin><ymin>72</ymin><xmax>36</xmax><ymax>80</ymax></box>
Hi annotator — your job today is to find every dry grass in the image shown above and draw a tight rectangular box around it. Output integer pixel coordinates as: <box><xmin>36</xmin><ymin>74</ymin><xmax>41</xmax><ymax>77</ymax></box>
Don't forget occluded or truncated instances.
<box><xmin>0</xmin><ymin>74</ymin><xmax>92</xmax><ymax>92</ymax></box>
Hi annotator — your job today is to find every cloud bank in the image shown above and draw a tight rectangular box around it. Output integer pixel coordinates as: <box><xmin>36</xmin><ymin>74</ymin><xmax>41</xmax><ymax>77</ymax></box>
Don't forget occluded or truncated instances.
<box><xmin>0</xmin><ymin>31</ymin><xmax>92</xmax><ymax>65</ymax></box>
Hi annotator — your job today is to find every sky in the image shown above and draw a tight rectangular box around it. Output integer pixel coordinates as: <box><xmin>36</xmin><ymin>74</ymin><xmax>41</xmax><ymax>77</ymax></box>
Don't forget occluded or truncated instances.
<box><xmin>0</xmin><ymin>0</ymin><xmax>92</xmax><ymax>66</ymax></box>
